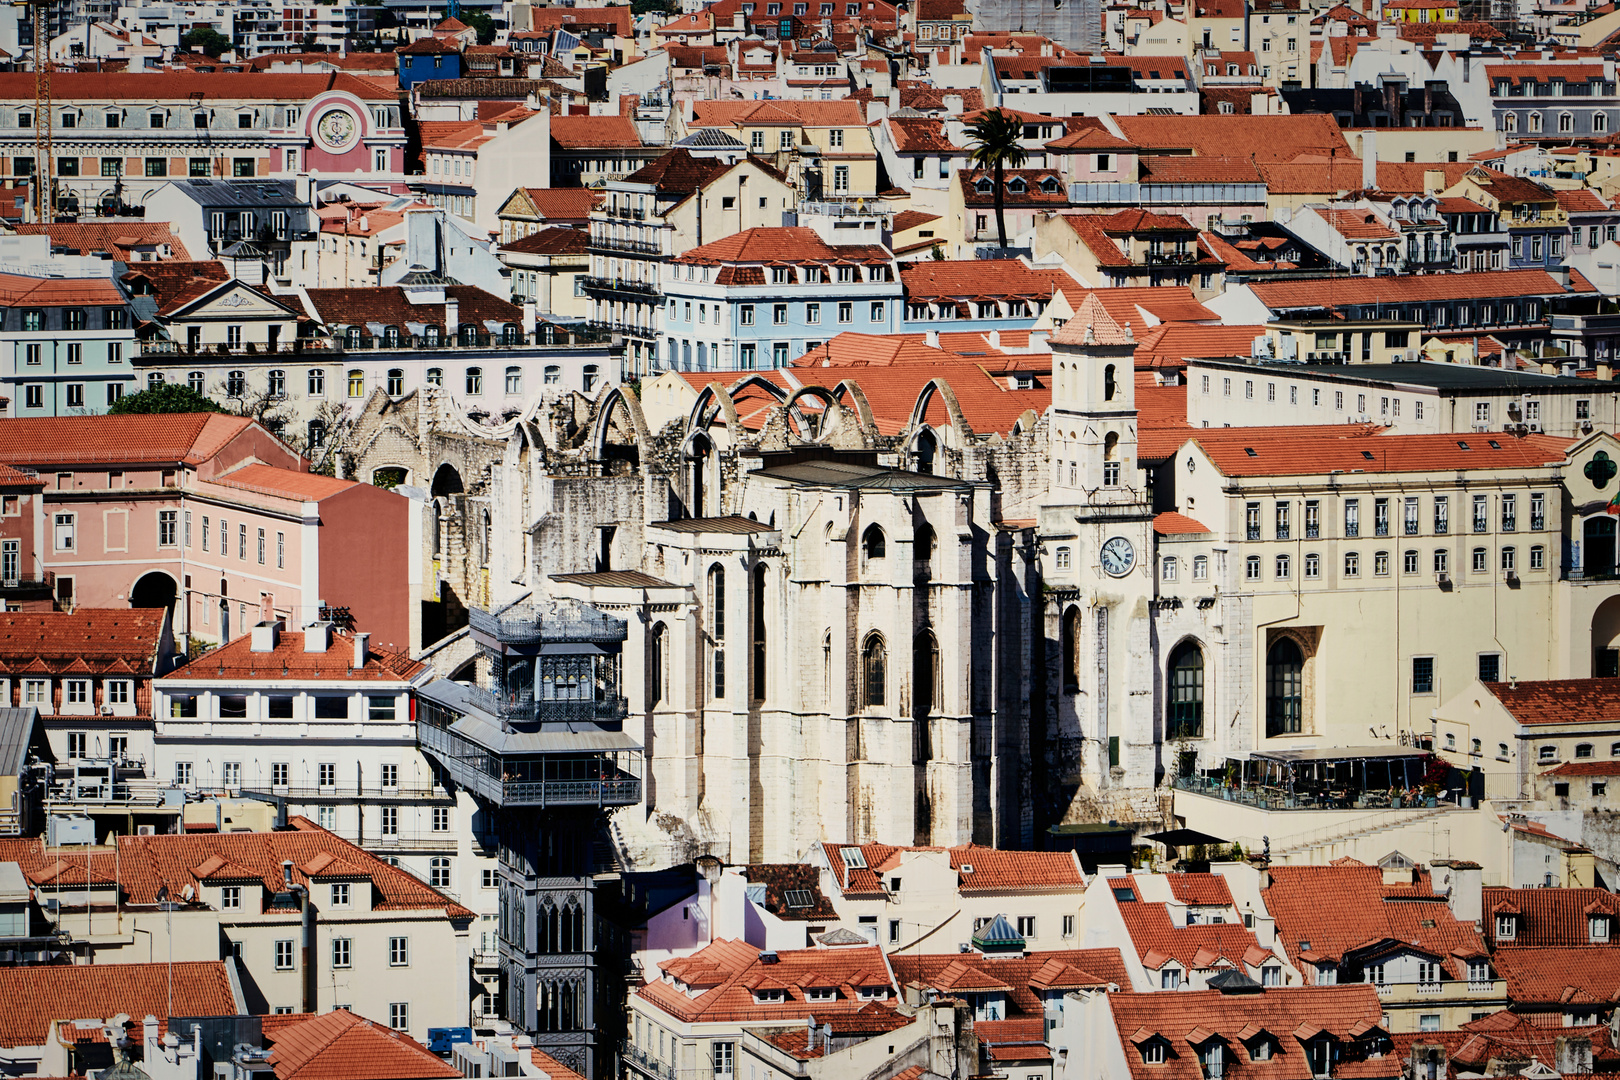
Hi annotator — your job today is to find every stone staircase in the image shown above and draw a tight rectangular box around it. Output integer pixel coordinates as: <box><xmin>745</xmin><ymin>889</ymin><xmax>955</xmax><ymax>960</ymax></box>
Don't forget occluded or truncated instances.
<box><xmin>1271</xmin><ymin>805</ymin><xmax>1458</xmax><ymax>861</ymax></box>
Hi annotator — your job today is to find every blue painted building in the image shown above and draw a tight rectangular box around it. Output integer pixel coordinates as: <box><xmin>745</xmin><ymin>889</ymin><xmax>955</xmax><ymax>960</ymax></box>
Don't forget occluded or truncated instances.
<box><xmin>397</xmin><ymin>36</ymin><xmax>462</xmax><ymax>91</ymax></box>
<box><xmin>1</xmin><ymin>273</ymin><xmax>139</xmax><ymax>416</ymax></box>
<box><xmin>661</xmin><ymin>227</ymin><xmax>900</xmax><ymax>371</ymax></box>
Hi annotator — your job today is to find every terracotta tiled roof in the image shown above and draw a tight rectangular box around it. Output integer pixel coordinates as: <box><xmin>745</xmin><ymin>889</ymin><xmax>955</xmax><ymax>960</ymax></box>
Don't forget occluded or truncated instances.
<box><xmin>891</xmin><ymin>210</ymin><xmax>942</xmax><ymax>234</ymax></box>
<box><xmin>549</xmin><ymin>114</ymin><xmax>641</xmax><ymax>149</ymax></box>
<box><xmin>1249</xmin><ymin>268</ymin><xmax>1587</xmax><ymax>311</ymax></box>
<box><xmin>1373</xmin><ymin>161</ymin><xmax>1475</xmax><ymax>195</ymax></box>
<box><xmin>1555</xmin><ymin>188</ymin><xmax>1610</xmax><ymax>212</ymax></box>
<box><xmin>951</xmin><ymin>846</ymin><xmax>1084</xmax><ymax>892</ymax></box>
<box><xmin>258</xmin><ymin>1009</ymin><xmax>459</xmax><ymax>1080</ymax></box>
<box><xmin>0</xmin><ymin>962</ymin><xmax>238</xmax><ymax>1049</ymax></box>
<box><xmin>518</xmin><ymin>188</ymin><xmax>603</xmax><ymax>222</ymax></box>
<box><xmin>528</xmin><ymin>1050</ymin><xmax>587</xmax><ymax>1080</ymax></box>
<box><xmin>301</xmin><ymin>284</ymin><xmax>522</xmax><ymax>330</ymax></box>
<box><xmin>892</xmin><ymin>949</ymin><xmax>1129</xmax><ymax>1015</ymax></box>
<box><xmin>500</xmin><ymin>227</ymin><xmax>587</xmax><ymax>256</ymax></box>
<box><xmin>1191</xmin><ymin>427</ymin><xmax>1570</xmax><ymax>478</ymax></box>
<box><xmin>1113</xmin><ymin>114</ymin><xmax>1352</xmax><ymax>162</ymax></box>
<box><xmin>0</xmin><ymin>413</ymin><xmax>258</xmax><ymax>466</ymax></box>
<box><xmin>1264</xmin><ymin>864</ymin><xmax>1487</xmax><ymax>979</ymax></box>
<box><xmin>15</xmin><ymin>222</ymin><xmax>189</xmax><ymax>260</ymax></box>
<box><xmin>885</xmin><ymin>117</ymin><xmax>959</xmax><ymax>154</ymax></box>
<box><xmin>1154</xmin><ymin>511</ymin><xmax>1211</xmax><ymax>535</ymax></box>
<box><xmin>1480</xmin><ymin>678</ymin><xmax>1620</xmax><ymax>728</ymax></box>
<box><xmin>1105</xmin><ymin>986</ymin><xmax>1392</xmax><ymax>1080</ymax></box>
<box><xmin>677</xmin><ymin>226</ymin><xmax>891</xmax><ymax>266</ymax></box>
<box><xmin>690</xmin><ymin>99</ymin><xmax>864</xmax><ymax>128</ymax></box>
<box><xmin>1490</xmin><ymin>947</ymin><xmax>1620</xmax><ymax>1008</ymax></box>
<box><xmin>0</xmin><ymin>272</ymin><xmax>128</xmax><ymax>307</ymax></box>
<box><xmin>164</xmin><ymin>628</ymin><xmax>425</xmax><ymax>683</ymax></box>
<box><xmin>1134</xmin><ymin>323</ymin><xmax>1269</xmax><ymax>370</ymax></box>
<box><xmin>1547</xmin><ymin>759</ymin><xmax>1620</xmax><ymax>776</ymax></box>
<box><xmin>1137</xmin><ymin>384</ymin><xmax>1192</xmax><ymax>461</ymax></box>
<box><xmin>0</xmin><ymin>818</ymin><xmax>472</xmax><ymax>917</ymax></box>
<box><xmin>1118</xmin><ymin>901</ymin><xmax>1272</xmax><ymax>972</ymax></box>
<box><xmin>960</xmin><ymin>167</ymin><xmax>1069</xmax><ymax>207</ymax></box>
<box><xmin>1398</xmin><ymin>19</ymin><xmax>1503</xmax><ymax>39</ymax></box>
<box><xmin>0</xmin><ymin>610</ymin><xmax>168</xmax><ymax>675</ymax></box>
<box><xmin>1315</xmin><ymin>208</ymin><xmax>1398</xmax><ymax>240</ymax></box>
<box><xmin>1167</xmin><ymin>873</ymin><xmax>1234</xmax><ymax>905</ymax></box>
<box><xmin>1483</xmin><ymin>886</ymin><xmax>1620</xmax><ymax>948</ymax></box>
<box><xmin>645</xmin><ymin>939</ymin><xmax>901</xmax><ymax>1023</ymax></box>
<box><xmin>210</xmin><ymin>462</ymin><xmax>360</xmax><ymax>502</ymax></box>
<box><xmin>1391</xmin><ymin>1011</ymin><xmax>1620</xmax><ymax>1072</ymax></box>
<box><xmin>900</xmin><ymin>260</ymin><xmax>1073</xmax><ymax>301</ymax></box>
<box><xmin>1139</xmin><ymin>155</ymin><xmax>1264</xmax><ymax>185</ymax></box>
<box><xmin>522</xmin><ymin>6</ymin><xmax>632</xmax><ymax>34</ymax></box>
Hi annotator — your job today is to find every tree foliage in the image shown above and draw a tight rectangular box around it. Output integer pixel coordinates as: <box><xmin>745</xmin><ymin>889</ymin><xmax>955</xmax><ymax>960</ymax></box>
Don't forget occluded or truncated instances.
<box><xmin>964</xmin><ymin>108</ymin><xmax>1029</xmax><ymax>251</ymax></box>
<box><xmin>181</xmin><ymin>26</ymin><xmax>232</xmax><ymax>57</ymax></box>
<box><xmin>106</xmin><ymin>383</ymin><xmax>227</xmax><ymax>415</ymax></box>
<box><xmin>462</xmin><ymin>11</ymin><xmax>497</xmax><ymax>44</ymax></box>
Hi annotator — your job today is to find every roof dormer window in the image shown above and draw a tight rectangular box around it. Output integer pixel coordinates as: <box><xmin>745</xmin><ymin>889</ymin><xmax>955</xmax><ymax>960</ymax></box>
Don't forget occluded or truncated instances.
<box><xmin>1007</xmin><ymin>176</ymin><xmax>1028</xmax><ymax>193</ymax></box>
<box><xmin>1142</xmin><ymin>1039</ymin><xmax>1167</xmax><ymax>1065</ymax></box>
<box><xmin>1592</xmin><ymin>915</ymin><xmax>1611</xmax><ymax>942</ymax></box>
<box><xmin>975</xmin><ymin>177</ymin><xmax>994</xmax><ymax>193</ymax></box>
<box><xmin>805</xmin><ymin>987</ymin><xmax>836</xmax><ymax>1002</ymax></box>
<box><xmin>751</xmin><ymin>987</ymin><xmax>786</xmax><ymax>1003</ymax></box>
<box><xmin>1495</xmin><ymin>913</ymin><xmax>1516</xmax><ymax>940</ymax></box>
<box><xmin>1040</xmin><ymin>177</ymin><xmax>1060</xmax><ymax>193</ymax></box>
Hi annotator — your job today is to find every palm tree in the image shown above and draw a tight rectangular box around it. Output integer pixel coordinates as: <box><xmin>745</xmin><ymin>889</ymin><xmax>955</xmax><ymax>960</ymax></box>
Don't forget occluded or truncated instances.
<box><xmin>965</xmin><ymin>109</ymin><xmax>1029</xmax><ymax>251</ymax></box>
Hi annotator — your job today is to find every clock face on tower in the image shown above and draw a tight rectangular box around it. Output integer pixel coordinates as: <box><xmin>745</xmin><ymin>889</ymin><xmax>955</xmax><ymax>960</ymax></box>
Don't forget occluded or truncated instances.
<box><xmin>1100</xmin><ymin>536</ymin><xmax>1136</xmax><ymax>577</ymax></box>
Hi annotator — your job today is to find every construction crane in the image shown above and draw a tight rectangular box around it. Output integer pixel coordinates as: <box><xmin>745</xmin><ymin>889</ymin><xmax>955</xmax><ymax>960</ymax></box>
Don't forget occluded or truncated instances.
<box><xmin>14</xmin><ymin>0</ymin><xmax>52</xmax><ymax>223</ymax></box>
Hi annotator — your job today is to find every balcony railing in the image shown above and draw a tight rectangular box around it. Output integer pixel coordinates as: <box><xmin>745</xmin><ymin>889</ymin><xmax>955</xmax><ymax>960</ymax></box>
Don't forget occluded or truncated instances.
<box><xmin>140</xmin><ymin>340</ymin><xmax>332</xmax><ymax>357</ymax></box>
<box><xmin>581</xmin><ymin>275</ymin><xmax>660</xmax><ymax>296</ymax></box>
<box><xmin>464</xmin><ymin>684</ymin><xmax>628</xmax><ymax>725</ymax></box>
<box><xmin>585</xmin><ymin>319</ymin><xmax>657</xmax><ymax>339</ymax></box>
<box><xmin>588</xmin><ymin>236</ymin><xmax>661</xmax><ymax>255</ymax></box>
<box><xmin>626</xmin><ymin>1045</ymin><xmax>676</xmax><ymax>1080</ymax></box>
<box><xmin>1146</xmin><ymin>249</ymin><xmax>1199</xmax><ymax>264</ymax></box>
<box><xmin>1414</xmin><ymin>981</ymin><xmax>1443</xmax><ymax>994</ymax></box>
<box><xmin>1070</xmin><ymin>180</ymin><xmax>1268</xmax><ymax>205</ymax></box>
<box><xmin>1468</xmin><ymin>981</ymin><xmax>1495</xmax><ymax>993</ymax></box>
<box><xmin>0</xmin><ymin>572</ymin><xmax>52</xmax><ymax>591</ymax></box>
<box><xmin>240</xmin><ymin>783</ymin><xmax>450</xmax><ymax>802</ymax></box>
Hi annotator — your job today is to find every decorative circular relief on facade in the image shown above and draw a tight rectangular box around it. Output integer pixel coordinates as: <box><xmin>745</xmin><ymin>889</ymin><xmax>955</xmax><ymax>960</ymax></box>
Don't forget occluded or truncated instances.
<box><xmin>314</xmin><ymin>107</ymin><xmax>360</xmax><ymax>152</ymax></box>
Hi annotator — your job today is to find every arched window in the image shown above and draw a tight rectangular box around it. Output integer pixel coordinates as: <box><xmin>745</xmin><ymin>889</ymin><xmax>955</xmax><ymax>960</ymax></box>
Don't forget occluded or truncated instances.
<box><xmin>188</xmin><ymin>371</ymin><xmax>205</xmax><ymax>393</ymax></box>
<box><xmin>914</xmin><ymin>429</ymin><xmax>937</xmax><ymax>474</ymax></box>
<box><xmin>1104</xmin><ymin>363</ymin><xmax>1117</xmax><ymax>401</ymax></box>
<box><xmin>1528</xmin><ymin>111</ymin><xmax>1543</xmax><ymax>133</ymax></box>
<box><xmin>1266</xmin><ymin>637</ymin><xmax>1304</xmax><ymax>736</ymax></box>
<box><xmin>649</xmin><ymin>622</ymin><xmax>666</xmax><ymax>708</ymax></box>
<box><xmin>426</xmin><ymin>367</ymin><xmax>443</xmax><ymax>387</ymax></box>
<box><xmin>862</xmin><ymin>632</ymin><xmax>886</xmax><ymax>707</ymax></box>
<box><xmin>424</xmin><ymin>324</ymin><xmax>441</xmax><ymax>345</ymax></box>
<box><xmin>465</xmin><ymin>367</ymin><xmax>483</xmax><ymax>395</ymax></box>
<box><xmin>544</xmin><ymin>365</ymin><xmax>561</xmax><ymax>385</ymax></box>
<box><xmin>1598</xmin><ymin>112</ymin><xmax>1610</xmax><ymax>134</ymax></box>
<box><xmin>383</xmin><ymin>325</ymin><xmax>400</xmax><ymax>347</ymax></box>
<box><xmin>1504</xmin><ymin>112</ymin><xmax>1518</xmax><ymax>133</ymax></box>
<box><xmin>1559</xmin><ymin>111</ymin><xmax>1574</xmax><ymax>133</ymax></box>
<box><xmin>751</xmin><ymin>564</ymin><xmax>767</xmax><ymax>700</ymax></box>
<box><xmin>1061</xmin><ymin>606</ymin><xmax>1081</xmax><ymax>692</ymax></box>
<box><xmin>345</xmin><ymin>326</ymin><xmax>362</xmax><ymax>348</ymax></box>
<box><xmin>459</xmin><ymin>323</ymin><xmax>478</xmax><ymax>346</ymax></box>
<box><xmin>914</xmin><ymin>630</ymin><xmax>940</xmax><ymax>719</ymax></box>
<box><xmin>386</xmin><ymin>368</ymin><xmax>404</xmax><ymax>396</ymax></box>
<box><xmin>267</xmin><ymin>369</ymin><xmax>285</xmax><ymax>398</ymax></box>
<box><xmin>1168</xmin><ymin>642</ymin><xmax>1204</xmax><ymax>740</ymax></box>
<box><xmin>502</xmin><ymin>323</ymin><xmax>520</xmax><ymax>344</ymax></box>
<box><xmin>708</xmin><ymin>564</ymin><xmax>725</xmax><ymax>698</ymax></box>
<box><xmin>347</xmin><ymin>369</ymin><xmax>364</xmax><ymax>397</ymax></box>
<box><xmin>308</xmin><ymin>420</ymin><xmax>327</xmax><ymax>448</ymax></box>
<box><xmin>914</xmin><ymin>524</ymin><xmax>935</xmax><ymax>579</ymax></box>
<box><xmin>862</xmin><ymin>524</ymin><xmax>886</xmax><ymax>561</ymax></box>
<box><xmin>147</xmin><ymin>372</ymin><xmax>164</xmax><ymax>389</ymax></box>
<box><xmin>226</xmin><ymin>370</ymin><xmax>246</xmax><ymax>396</ymax></box>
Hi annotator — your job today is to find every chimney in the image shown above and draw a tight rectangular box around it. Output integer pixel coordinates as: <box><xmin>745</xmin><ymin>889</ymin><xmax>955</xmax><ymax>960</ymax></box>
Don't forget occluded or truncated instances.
<box><xmin>926</xmin><ymin>329</ymin><xmax>940</xmax><ymax>348</ymax></box>
<box><xmin>523</xmin><ymin>299</ymin><xmax>538</xmax><ymax>337</ymax></box>
<box><xmin>989</xmin><ymin>329</ymin><xmax>1001</xmax><ymax>349</ymax></box>
<box><xmin>282</xmin><ymin>860</ymin><xmax>294</xmax><ymax>887</ymax></box>
<box><xmin>1599</xmin><ymin>362</ymin><xmax>1612</xmax><ymax>381</ymax></box>
<box><xmin>942</xmin><ymin>93</ymin><xmax>964</xmax><ymax>114</ymax></box>
<box><xmin>1441</xmin><ymin>860</ymin><xmax>1483</xmax><ymax>923</ymax></box>
<box><xmin>250</xmin><ymin>620</ymin><xmax>281</xmax><ymax>653</ymax></box>
<box><xmin>1541</xmin><ymin>362</ymin><xmax>1558</xmax><ymax>375</ymax></box>
<box><xmin>1424</xmin><ymin>169</ymin><xmax>1443</xmax><ymax>194</ymax></box>
<box><xmin>304</xmin><ymin>621</ymin><xmax>332</xmax><ymax>653</ymax></box>
<box><xmin>353</xmin><ymin>632</ymin><xmax>370</xmax><ymax>668</ymax></box>
<box><xmin>1361</xmin><ymin>129</ymin><xmax>1377</xmax><ymax>191</ymax></box>
<box><xmin>444</xmin><ymin>294</ymin><xmax>460</xmax><ymax>336</ymax></box>
<box><xmin>143</xmin><ymin>1016</ymin><xmax>160</xmax><ymax>1060</ymax></box>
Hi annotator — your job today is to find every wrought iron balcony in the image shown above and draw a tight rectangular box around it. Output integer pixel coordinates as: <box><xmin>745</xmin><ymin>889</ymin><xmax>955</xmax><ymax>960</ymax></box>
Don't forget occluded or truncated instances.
<box><xmin>588</xmin><ymin>236</ymin><xmax>661</xmax><ymax>255</ymax></box>
<box><xmin>581</xmin><ymin>274</ymin><xmax>660</xmax><ymax>296</ymax></box>
<box><xmin>1145</xmin><ymin>249</ymin><xmax>1199</xmax><ymax>264</ymax></box>
<box><xmin>470</xmin><ymin>604</ymin><xmax>627</xmax><ymax>646</ymax></box>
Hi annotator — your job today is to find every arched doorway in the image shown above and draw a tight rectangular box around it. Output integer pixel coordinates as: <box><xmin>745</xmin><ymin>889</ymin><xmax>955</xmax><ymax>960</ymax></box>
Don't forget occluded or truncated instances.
<box><xmin>131</xmin><ymin>572</ymin><xmax>176</xmax><ymax>613</ymax></box>
<box><xmin>1586</xmin><ymin>516</ymin><xmax>1617</xmax><ymax>579</ymax></box>
<box><xmin>431</xmin><ymin>463</ymin><xmax>464</xmax><ymax>498</ymax></box>
<box><xmin>1167</xmin><ymin>640</ymin><xmax>1205</xmax><ymax>741</ymax></box>
<box><xmin>1594</xmin><ymin>595</ymin><xmax>1620</xmax><ymax>677</ymax></box>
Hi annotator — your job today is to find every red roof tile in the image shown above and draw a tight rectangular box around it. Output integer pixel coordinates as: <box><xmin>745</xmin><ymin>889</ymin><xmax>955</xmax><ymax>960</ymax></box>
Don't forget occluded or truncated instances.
<box><xmin>1249</xmin><ymin>268</ymin><xmax>1587</xmax><ymax>311</ymax></box>
<box><xmin>0</xmin><ymin>962</ymin><xmax>238</xmax><ymax>1049</ymax></box>
<box><xmin>1118</xmin><ymin>902</ymin><xmax>1270</xmax><ymax>972</ymax></box>
<box><xmin>209</xmin><ymin>462</ymin><xmax>360</xmax><ymax>502</ymax></box>
<box><xmin>1480</xmin><ymin>678</ymin><xmax>1620</xmax><ymax>728</ymax></box>
<box><xmin>1490</xmin><ymin>947</ymin><xmax>1620</xmax><ymax>1008</ymax></box>
<box><xmin>900</xmin><ymin>260</ymin><xmax>1074</xmax><ymax>301</ymax></box>
<box><xmin>1168</xmin><ymin>873</ymin><xmax>1234</xmax><ymax>905</ymax></box>
<box><xmin>1483</xmin><ymin>886</ymin><xmax>1620</xmax><ymax>948</ymax></box>
<box><xmin>1190</xmin><ymin>427</ymin><xmax>1570</xmax><ymax>478</ymax></box>
<box><xmin>1264</xmin><ymin>864</ymin><xmax>1487</xmax><ymax>979</ymax></box>
<box><xmin>1105</xmin><ymin>985</ymin><xmax>1393</xmax><ymax>1080</ymax></box>
<box><xmin>1555</xmin><ymin>188</ymin><xmax>1610</xmax><ymax>212</ymax></box>
<box><xmin>164</xmin><ymin>628</ymin><xmax>424</xmax><ymax>683</ymax></box>
<box><xmin>259</xmin><ymin>1009</ymin><xmax>459</xmax><ymax>1080</ymax></box>
<box><xmin>645</xmin><ymin>940</ymin><xmax>901</xmax><ymax>1024</ymax></box>
<box><xmin>0</xmin><ymin>609</ymin><xmax>167</xmax><ymax>675</ymax></box>
<box><xmin>1114</xmin><ymin>114</ymin><xmax>1352</xmax><ymax>162</ymax></box>
<box><xmin>0</xmin><ymin>818</ymin><xmax>472</xmax><ymax>918</ymax></box>
<box><xmin>0</xmin><ymin>71</ymin><xmax>397</xmax><ymax>102</ymax></box>
<box><xmin>892</xmin><ymin>949</ymin><xmax>1130</xmax><ymax>1015</ymax></box>
<box><xmin>301</xmin><ymin>284</ymin><xmax>522</xmax><ymax>331</ymax></box>
<box><xmin>15</xmin><ymin>222</ymin><xmax>189</xmax><ymax>260</ymax></box>
<box><xmin>1314</xmin><ymin>208</ymin><xmax>1399</xmax><ymax>240</ymax></box>
<box><xmin>1391</xmin><ymin>1011</ymin><xmax>1620</xmax><ymax>1072</ymax></box>
<box><xmin>0</xmin><ymin>413</ymin><xmax>256</xmax><ymax>466</ymax></box>
<box><xmin>1154</xmin><ymin>511</ymin><xmax>1211</xmax><ymax>536</ymax></box>
<box><xmin>677</xmin><ymin>227</ymin><xmax>891</xmax><ymax>266</ymax></box>
<box><xmin>690</xmin><ymin>99</ymin><xmax>864</xmax><ymax>128</ymax></box>
<box><xmin>548</xmin><ymin>114</ymin><xmax>641</xmax><ymax>149</ymax></box>
<box><xmin>517</xmin><ymin>188</ymin><xmax>603</xmax><ymax>222</ymax></box>
<box><xmin>1547</xmin><ymin>759</ymin><xmax>1620</xmax><ymax>776</ymax></box>
<box><xmin>499</xmin><ymin>227</ymin><xmax>587</xmax><ymax>256</ymax></box>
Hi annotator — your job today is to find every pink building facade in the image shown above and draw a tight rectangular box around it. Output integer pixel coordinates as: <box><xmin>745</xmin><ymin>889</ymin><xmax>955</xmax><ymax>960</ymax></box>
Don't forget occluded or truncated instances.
<box><xmin>0</xmin><ymin>414</ymin><xmax>419</xmax><ymax>653</ymax></box>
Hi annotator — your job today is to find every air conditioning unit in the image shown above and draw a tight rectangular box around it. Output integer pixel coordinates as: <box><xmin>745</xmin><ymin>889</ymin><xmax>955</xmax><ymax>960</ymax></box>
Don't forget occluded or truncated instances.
<box><xmin>1583</xmin><ymin>420</ymin><xmax>1595</xmax><ymax>433</ymax></box>
<box><xmin>100</xmin><ymin>705</ymin><xmax>112</xmax><ymax>715</ymax></box>
<box><xmin>1528</xmin><ymin>423</ymin><xmax>1542</xmax><ymax>433</ymax></box>
<box><xmin>1506</xmin><ymin>570</ymin><xmax>1519</xmax><ymax>584</ymax></box>
<box><xmin>1407</xmin><ymin>350</ymin><xmax>1419</xmax><ymax>362</ymax></box>
<box><xmin>136</xmin><ymin>825</ymin><xmax>155</xmax><ymax>836</ymax></box>
<box><xmin>1473</xmin><ymin>422</ymin><xmax>1491</xmax><ymax>433</ymax></box>
<box><xmin>1436</xmin><ymin>572</ymin><xmax>1450</xmax><ymax>585</ymax></box>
